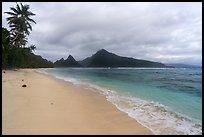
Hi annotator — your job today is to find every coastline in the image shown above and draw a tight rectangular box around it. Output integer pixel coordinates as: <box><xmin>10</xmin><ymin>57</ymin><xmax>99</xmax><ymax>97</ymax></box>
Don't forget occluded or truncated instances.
<box><xmin>2</xmin><ymin>69</ymin><xmax>153</xmax><ymax>135</ymax></box>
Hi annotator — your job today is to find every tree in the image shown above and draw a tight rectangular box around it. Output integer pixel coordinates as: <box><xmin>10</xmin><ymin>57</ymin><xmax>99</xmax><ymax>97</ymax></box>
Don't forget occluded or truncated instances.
<box><xmin>2</xmin><ymin>27</ymin><xmax>10</xmax><ymax>50</ymax></box>
<box><xmin>29</xmin><ymin>44</ymin><xmax>36</xmax><ymax>52</ymax></box>
<box><xmin>10</xmin><ymin>33</ymin><xmax>28</xmax><ymax>48</ymax></box>
<box><xmin>2</xmin><ymin>27</ymin><xmax>10</xmax><ymax>68</ymax></box>
<box><xmin>2</xmin><ymin>3</ymin><xmax>54</xmax><ymax>69</ymax></box>
<box><xmin>5</xmin><ymin>3</ymin><xmax>36</xmax><ymax>48</ymax></box>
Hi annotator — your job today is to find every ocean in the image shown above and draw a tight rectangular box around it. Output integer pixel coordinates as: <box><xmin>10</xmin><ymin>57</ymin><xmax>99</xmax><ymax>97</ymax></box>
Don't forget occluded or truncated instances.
<box><xmin>38</xmin><ymin>67</ymin><xmax>202</xmax><ymax>135</ymax></box>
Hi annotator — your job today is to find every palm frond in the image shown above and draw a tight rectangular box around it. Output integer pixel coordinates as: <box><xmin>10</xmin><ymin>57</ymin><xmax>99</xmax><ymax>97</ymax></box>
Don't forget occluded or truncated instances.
<box><xmin>27</xmin><ymin>22</ymin><xmax>32</xmax><ymax>31</ymax></box>
<box><xmin>4</xmin><ymin>11</ymin><xmax>17</xmax><ymax>16</ymax></box>
<box><xmin>27</xmin><ymin>17</ymin><xmax>36</xmax><ymax>24</ymax></box>
<box><xmin>27</xmin><ymin>11</ymin><xmax>36</xmax><ymax>16</ymax></box>
<box><xmin>6</xmin><ymin>17</ymin><xmax>16</xmax><ymax>23</ymax></box>
<box><xmin>10</xmin><ymin>7</ymin><xmax>19</xmax><ymax>14</ymax></box>
<box><xmin>16</xmin><ymin>3</ymin><xmax>21</xmax><ymax>13</ymax></box>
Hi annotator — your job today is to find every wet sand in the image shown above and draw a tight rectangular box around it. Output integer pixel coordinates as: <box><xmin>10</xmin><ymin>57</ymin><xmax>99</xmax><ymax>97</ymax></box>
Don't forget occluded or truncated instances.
<box><xmin>2</xmin><ymin>69</ymin><xmax>153</xmax><ymax>135</ymax></box>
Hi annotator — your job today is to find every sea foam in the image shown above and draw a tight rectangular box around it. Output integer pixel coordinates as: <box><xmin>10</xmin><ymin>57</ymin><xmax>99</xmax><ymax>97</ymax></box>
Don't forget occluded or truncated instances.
<box><xmin>37</xmin><ymin>69</ymin><xmax>202</xmax><ymax>135</ymax></box>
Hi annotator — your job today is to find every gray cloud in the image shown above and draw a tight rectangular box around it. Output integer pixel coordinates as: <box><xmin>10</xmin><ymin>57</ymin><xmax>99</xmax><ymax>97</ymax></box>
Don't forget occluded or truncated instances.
<box><xmin>2</xmin><ymin>2</ymin><xmax>202</xmax><ymax>65</ymax></box>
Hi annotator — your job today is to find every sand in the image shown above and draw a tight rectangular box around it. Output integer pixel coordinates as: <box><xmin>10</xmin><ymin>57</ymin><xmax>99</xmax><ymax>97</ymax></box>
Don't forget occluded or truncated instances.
<box><xmin>2</xmin><ymin>69</ymin><xmax>153</xmax><ymax>135</ymax></box>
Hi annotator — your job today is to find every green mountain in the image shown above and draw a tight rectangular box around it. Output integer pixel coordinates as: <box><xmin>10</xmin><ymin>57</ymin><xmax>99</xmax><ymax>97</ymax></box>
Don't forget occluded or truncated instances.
<box><xmin>78</xmin><ymin>49</ymin><xmax>166</xmax><ymax>68</ymax></box>
<box><xmin>25</xmin><ymin>53</ymin><xmax>54</xmax><ymax>68</ymax></box>
<box><xmin>54</xmin><ymin>55</ymin><xmax>82</xmax><ymax>67</ymax></box>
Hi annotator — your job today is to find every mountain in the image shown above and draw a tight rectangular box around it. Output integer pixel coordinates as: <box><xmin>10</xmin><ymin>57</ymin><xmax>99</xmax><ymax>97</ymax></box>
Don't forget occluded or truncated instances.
<box><xmin>78</xmin><ymin>49</ymin><xmax>166</xmax><ymax>68</ymax></box>
<box><xmin>27</xmin><ymin>53</ymin><xmax>54</xmax><ymax>68</ymax></box>
<box><xmin>54</xmin><ymin>55</ymin><xmax>82</xmax><ymax>67</ymax></box>
<box><xmin>165</xmin><ymin>63</ymin><xmax>201</xmax><ymax>68</ymax></box>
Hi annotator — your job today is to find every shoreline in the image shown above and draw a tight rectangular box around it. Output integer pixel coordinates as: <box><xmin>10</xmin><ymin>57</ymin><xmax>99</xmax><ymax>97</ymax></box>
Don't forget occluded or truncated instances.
<box><xmin>2</xmin><ymin>69</ymin><xmax>153</xmax><ymax>135</ymax></box>
<box><xmin>38</xmin><ymin>68</ymin><xmax>202</xmax><ymax>135</ymax></box>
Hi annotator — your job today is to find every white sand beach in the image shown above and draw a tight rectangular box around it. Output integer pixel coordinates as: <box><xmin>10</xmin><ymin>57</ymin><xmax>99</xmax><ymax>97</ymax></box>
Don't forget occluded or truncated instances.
<box><xmin>2</xmin><ymin>69</ymin><xmax>153</xmax><ymax>135</ymax></box>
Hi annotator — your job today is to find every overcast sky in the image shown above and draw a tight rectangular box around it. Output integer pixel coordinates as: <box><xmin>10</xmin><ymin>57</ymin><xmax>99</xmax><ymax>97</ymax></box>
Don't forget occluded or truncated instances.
<box><xmin>2</xmin><ymin>2</ymin><xmax>202</xmax><ymax>65</ymax></box>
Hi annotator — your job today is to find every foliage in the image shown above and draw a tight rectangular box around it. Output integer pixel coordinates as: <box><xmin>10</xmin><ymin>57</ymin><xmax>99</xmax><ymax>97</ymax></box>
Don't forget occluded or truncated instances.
<box><xmin>2</xmin><ymin>27</ymin><xmax>10</xmax><ymax>68</ymax></box>
<box><xmin>5</xmin><ymin>3</ymin><xmax>36</xmax><ymax>48</ymax></box>
<box><xmin>2</xmin><ymin>28</ymin><xmax>54</xmax><ymax>69</ymax></box>
<box><xmin>2</xmin><ymin>3</ymin><xmax>54</xmax><ymax>69</ymax></box>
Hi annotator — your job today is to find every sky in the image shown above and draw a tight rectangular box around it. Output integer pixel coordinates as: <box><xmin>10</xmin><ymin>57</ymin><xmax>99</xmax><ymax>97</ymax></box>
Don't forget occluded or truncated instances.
<box><xmin>2</xmin><ymin>2</ymin><xmax>202</xmax><ymax>65</ymax></box>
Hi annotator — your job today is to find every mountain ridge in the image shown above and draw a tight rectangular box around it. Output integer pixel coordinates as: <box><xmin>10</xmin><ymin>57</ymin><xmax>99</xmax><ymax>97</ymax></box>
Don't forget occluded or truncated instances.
<box><xmin>54</xmin><ymin>55</ymin><xmax>82</xmax><ymax>67</ymax></box>
<box><xmin>65</xmin><ymin>49</ymin><xmax>167</xmax><ymax>68</ymax></box>
<box><xmin>54</xmin><ymin>49</ymin><xmax>167</xmax><ymax>68</ymax></box>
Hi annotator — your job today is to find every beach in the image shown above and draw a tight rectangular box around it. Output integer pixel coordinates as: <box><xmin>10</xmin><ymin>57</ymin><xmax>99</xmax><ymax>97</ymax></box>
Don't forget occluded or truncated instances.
<box><xmin>2</xmin><ymin>69</ymin><xmax>153</xmax><ymax>135</ymax></box>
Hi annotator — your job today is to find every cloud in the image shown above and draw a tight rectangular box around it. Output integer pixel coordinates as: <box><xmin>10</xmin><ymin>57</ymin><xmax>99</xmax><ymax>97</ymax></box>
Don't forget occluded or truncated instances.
<box><xmin>2</xmin><ymin>2</ymin><xmax>202</xmax><ymax>65</ymax></box>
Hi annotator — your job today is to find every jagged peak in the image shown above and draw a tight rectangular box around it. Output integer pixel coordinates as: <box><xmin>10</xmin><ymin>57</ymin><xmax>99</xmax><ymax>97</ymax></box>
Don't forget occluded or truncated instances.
<box><xmin>59</xmin><ymin>58</ymin><xmax>64</xmax><ymax>61</ymax></box>
<box><xmin>95</xmin><ymin>49</ymin><xmax>110</xmax><ymax>55</ymax></box>
<box><xmin>67</xmin><ymin>55</ymin><xmax>74</xmax><ymax>59</ymax></box>
<box><xmin>65</xmin><ymin>55</ymin><xmax>77</xmax><ymax>62</ymax></box>
<box><xmin>98</xmin><ymin>49</ymin><xmax>108</xmax><ymax>53</ymax></box>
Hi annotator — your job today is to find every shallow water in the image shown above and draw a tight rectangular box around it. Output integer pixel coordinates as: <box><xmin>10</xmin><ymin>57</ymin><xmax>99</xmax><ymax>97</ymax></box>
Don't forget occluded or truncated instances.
<box><xmin>39</xmin><ymin>67</ymin><xmax>202</xmax><ymax>135</ymax></box>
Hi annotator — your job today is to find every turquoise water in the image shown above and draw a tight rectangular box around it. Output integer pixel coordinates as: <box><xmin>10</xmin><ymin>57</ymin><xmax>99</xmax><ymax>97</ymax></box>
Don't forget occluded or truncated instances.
<box><xmin>39</xmin><ymin>68</ymin><xmax>202</xmax><ymax>135</ymax></box>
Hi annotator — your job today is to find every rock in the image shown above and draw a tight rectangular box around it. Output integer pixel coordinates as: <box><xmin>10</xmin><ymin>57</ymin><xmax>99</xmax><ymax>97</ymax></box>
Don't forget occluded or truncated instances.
<box><xmin>22</xmin><ymin>84</ymin><xmax>27</xmax><ymax>87</ymax></box>
<box><xmin>22</xmin><ymin>79</ymin><xmax>24</xmax><ymax>81</ymax></box>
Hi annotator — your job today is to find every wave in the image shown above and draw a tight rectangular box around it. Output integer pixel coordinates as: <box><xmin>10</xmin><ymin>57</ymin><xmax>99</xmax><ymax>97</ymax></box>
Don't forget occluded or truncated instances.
<box><xmin>107</xmin><ymin>95</ymin><xmax>202</xmax><ymax>135</ymax></box>
<box><xmin>37</xmin><ymin>69</ymin><xmax>202</xmax><ymax>135</ymax></box>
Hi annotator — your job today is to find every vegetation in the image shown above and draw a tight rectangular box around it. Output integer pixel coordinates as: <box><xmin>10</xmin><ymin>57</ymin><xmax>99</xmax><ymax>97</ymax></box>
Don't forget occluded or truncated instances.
<box><xmin>5</xmin><ymin>3</ymin><xmax>36</xmax><ymax>48</ymax></box>
<box><xmin>2</xmin><ymin>3</ymin><xmax>53</xmax><ymax>69</ymax></box>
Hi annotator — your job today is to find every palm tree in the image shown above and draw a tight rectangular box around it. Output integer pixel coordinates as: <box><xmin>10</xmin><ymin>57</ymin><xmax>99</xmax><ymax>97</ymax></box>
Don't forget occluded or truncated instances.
<box><xmin>10</xmin><ymin>33</ymin><xmax>28</xmax><ymax>47</ymax></box>
<box><xmin>5</xmin><ymin>3</ymin><xmax>36</xmax><ymax>48</ymax></box>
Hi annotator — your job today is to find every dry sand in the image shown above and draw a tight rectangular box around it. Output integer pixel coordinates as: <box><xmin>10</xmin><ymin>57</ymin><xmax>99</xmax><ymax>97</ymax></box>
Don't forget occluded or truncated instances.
<box><xmin>2</xmin><ymin>69</ymin><xmax>153</xmax><ymax>135</ymax></box>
